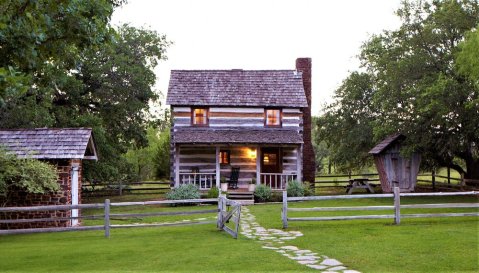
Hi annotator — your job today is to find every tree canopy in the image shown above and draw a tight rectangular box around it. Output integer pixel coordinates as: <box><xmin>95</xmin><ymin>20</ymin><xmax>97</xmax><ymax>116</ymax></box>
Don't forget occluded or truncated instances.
<box><xmin>318</xmin><ymin>0</ymin><xmax>479</xmax><ymax>179</ymax></box>
<box><xmin>0</xmin><ymin>0</ymin><xmax>171</xmax><ymax>181</ymax></box>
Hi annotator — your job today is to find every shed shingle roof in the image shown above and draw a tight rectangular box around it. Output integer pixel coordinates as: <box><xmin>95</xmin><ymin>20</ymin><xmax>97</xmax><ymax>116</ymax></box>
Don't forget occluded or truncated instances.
<box><xmin>368</xmin><ymin>133</ymin><xmax>406</xmax><ymax>155</ymax></box>
<box><xmin>172</xmin><ymin>128</ymin><xmax>303</xmax><ymax>144</ymax></box>
<box><xmin>166</xmin><ymin>70</ymin><xmax>308</xmax><ymax>107</ymax></box>
<box><xmin>0</xmin><ymin>128</ymin><xmax>97</xmax><ymax>160</ymax></box>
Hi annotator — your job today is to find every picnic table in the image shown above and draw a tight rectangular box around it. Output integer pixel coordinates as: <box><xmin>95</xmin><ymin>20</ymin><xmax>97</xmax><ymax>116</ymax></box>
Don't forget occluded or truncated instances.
<box><xmin>346</xmin><ymin>178</ymin><xmax>375</xmax><ymax>194</ymax></box>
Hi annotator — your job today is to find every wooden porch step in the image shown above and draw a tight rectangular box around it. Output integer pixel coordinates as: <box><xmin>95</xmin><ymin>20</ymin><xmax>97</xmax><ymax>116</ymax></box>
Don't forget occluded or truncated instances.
<box><xmin>227</xmin><ymin>191</ymin><xmax>254</xmax><ymax>205</ymax></box>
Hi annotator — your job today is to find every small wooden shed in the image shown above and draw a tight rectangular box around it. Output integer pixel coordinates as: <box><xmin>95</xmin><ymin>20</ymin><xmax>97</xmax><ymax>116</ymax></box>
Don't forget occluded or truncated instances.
<box><xmin>0</xmin><ymin>128</ymin><xmax>97</xmax><ymax>229</ymax></box>
<box><xmin>369</xmin><ymin>134</ymin><xmax>421</xmax><ymax>193</ymax></box>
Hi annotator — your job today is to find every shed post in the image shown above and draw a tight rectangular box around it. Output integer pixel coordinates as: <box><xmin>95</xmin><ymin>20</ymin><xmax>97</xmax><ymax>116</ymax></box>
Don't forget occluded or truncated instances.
<box><xmin>70</xmin><ymin>163</ymin><xmax>80</xmax><ymax>226</ymax></box>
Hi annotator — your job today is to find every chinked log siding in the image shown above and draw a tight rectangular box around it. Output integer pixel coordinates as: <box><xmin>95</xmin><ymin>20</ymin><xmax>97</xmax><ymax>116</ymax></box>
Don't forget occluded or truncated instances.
<box><xmin>172</xmin><ymin>107</ymin><xmax>302</xmax><ymax>128</ymax></box>
<box><xmin>178</xmin><ymin>146</ymin><xmax>299</xmax><ymax>185</ymax></box>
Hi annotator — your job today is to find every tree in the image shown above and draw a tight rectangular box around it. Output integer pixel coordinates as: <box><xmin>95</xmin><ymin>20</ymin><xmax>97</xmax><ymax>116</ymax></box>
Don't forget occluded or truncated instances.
<box><xmin>319</xmin><ymin>0</ymin><xmax>479</xmax><ymax>179</ymax></box>
<box><xmin>0</xmin><ymin>2</ymin><xmax>171</xmax><ymax>182</ymax></box>
<box><xmin>0</xmin><ymin>149</ymin><xmax>58</xmax><ymax>206</ymax></box>
<box><xmin>0</xmin><ymin>0</ymin><xmax>123</xmax><ymax>109</ymax></box>
<box><xmin>318</xmin><ymin>72</ymin><xmax>376</xmax><ymax>173</ymax></box>
<box><xmin>456</xmin><ymin>26</ymin><xmax>479</xmax><ymax>84</ymax></box>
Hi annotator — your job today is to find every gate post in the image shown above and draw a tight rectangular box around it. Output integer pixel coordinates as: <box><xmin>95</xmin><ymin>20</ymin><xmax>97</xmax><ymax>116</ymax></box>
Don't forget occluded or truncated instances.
<box><xmin>282</xmin><ymin>191</ymin><xmax>288</xmax><ymax>229</ymax></box>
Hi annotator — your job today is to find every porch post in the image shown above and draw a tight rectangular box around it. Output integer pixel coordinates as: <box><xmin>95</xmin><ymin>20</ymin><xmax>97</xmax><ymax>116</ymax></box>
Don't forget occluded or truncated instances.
<box><xmin>256</xmin><ymin>145</ymin><xmax>261</xmax><ymax>185</ymax></box>
<box><xmin>175</xmin><ymin>145</ymin><xmax>180</xmax><ymax>187</ymax></box>
<box><xmin>296</xmin><ymin>145</ymin><xmax>302</xmax><ymax>182</ymax></box>
<box><xmin>215</xmin><ymin>146</ymin><xmax>220</xmax><ymax>188</ymax></box>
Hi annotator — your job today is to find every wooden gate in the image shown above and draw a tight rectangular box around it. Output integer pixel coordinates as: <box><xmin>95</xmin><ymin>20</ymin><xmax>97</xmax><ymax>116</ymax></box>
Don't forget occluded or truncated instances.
<box><xmin>217</xmin><ymin>195</ymin><xmax>241</xmax><ymax>239</ymax></box>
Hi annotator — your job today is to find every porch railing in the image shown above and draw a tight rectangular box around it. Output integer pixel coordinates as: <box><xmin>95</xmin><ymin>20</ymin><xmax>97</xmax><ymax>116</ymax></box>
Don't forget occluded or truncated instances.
<box><xmin>260</xmin><ymin>173</ymin><xmax>297</xmax><ymax>190</ymax></box>
<box><xmin>179</xmin><ymin>172</ymin><xmax>216</xmax><ymax>190</ymax></box>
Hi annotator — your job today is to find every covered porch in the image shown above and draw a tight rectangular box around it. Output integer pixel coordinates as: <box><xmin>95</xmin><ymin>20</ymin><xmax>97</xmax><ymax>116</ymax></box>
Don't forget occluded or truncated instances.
<box><xmin>174</xmin><ymin>144</ymin><xmax>302</xmax><ymax>190</ymax></box>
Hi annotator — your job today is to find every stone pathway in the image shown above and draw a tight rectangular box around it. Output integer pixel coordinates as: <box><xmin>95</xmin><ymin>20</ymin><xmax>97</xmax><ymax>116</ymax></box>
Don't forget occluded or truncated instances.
<box><xmin>240</xmin><ymin>207</ymin><xmax>360</xmax><ymax>273</ymax></box>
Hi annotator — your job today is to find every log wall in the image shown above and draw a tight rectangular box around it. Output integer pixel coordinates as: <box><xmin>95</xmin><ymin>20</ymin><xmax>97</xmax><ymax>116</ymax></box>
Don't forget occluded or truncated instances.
<box><xmin>172</xmin><ymin>107</ymin><xmax>303</xmax><ymax>128</ymax></box>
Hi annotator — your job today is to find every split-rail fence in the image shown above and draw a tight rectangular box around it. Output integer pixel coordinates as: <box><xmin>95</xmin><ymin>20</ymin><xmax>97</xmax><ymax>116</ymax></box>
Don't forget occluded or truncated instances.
<box><xmin>282</xmin><ymin>188</ymin><xmax>479</xmax><ymax>228</ymax></box>
<box><xmin>0</xmin><ymin>197</ymin><xmax>241</xmax><ymax>239</ymax></box>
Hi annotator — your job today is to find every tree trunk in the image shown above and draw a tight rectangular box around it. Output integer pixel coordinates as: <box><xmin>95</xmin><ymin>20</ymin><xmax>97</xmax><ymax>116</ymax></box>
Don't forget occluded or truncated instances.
<box><xmin>464</xmin><ymin>158</ymin><xmax>479</xmax><ymax>180</ymax></box>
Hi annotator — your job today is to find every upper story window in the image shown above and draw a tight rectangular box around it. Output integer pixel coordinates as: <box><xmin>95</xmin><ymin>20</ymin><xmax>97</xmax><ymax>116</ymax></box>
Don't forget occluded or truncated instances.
<box><xmin>265</xmin><ymin>109</ymin><xmax>281</xmax><ymax>127</ymax></box>
<box><xmin>192</xmin><ymin>108</ymin><xmax>209</xmax><ymax>126</ymax></box>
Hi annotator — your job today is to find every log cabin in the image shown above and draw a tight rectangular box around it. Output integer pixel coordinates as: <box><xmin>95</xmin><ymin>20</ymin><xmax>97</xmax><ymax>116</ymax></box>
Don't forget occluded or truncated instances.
<box><xmin>166</xmin><ymin>58</ymin><xmax>315</xmax><ymax>191</ymax></box>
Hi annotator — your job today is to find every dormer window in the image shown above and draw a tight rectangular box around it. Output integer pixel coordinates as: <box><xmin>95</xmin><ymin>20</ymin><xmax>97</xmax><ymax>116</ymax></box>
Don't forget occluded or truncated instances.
<box><xmin>265</xmin><ymin>109</ymin><xmax>281</xmax><ymax>127</ymax></box>
<box><xmin>192</xmin><ymin>108</ymin><xmax>209</xmax><ymax>126</ymax></box>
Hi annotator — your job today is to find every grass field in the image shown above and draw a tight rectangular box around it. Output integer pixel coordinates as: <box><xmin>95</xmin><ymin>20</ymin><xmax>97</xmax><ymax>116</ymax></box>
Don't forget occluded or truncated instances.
<box><xmin>0</xmin><ymin>195</ymin><xmax>477</xmax><ymax>272</ymax></box>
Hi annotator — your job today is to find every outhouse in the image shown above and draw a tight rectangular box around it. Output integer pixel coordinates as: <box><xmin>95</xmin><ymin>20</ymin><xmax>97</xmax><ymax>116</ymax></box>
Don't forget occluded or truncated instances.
<box><xmin>369</xmin><ymin>134</ymin><xmax>421</xmax><ymax>193</ymax></box>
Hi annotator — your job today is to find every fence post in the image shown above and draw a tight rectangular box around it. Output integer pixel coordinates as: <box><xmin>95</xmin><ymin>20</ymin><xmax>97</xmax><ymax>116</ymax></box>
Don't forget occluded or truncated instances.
<box><xmin>432</xmin><ymin>169</ymin><xmax>436</xmax><ymax>191</ymax></box>
<box><xmin>104</xmin><ymin>199</ymin><xmax>110</xmax><ymax>238</ymax></box>
<box><xmin>282</xmin><ymin>191</ymin><xmax>288</xmax><ymax>229</ymax></box>
<box><xmin>393</xmin><ymin>187</ymin><xmax>401</xmax><ymax>225</ymax></box>
<box><xmin>119</xmin><ymin>181</ymin><xmax>123</xmax><ymax>196</ymax></box>
<box><xmin>217</xmin><ymin>195</ymin><xmax>223</xmax><ymax>229</ymax></box>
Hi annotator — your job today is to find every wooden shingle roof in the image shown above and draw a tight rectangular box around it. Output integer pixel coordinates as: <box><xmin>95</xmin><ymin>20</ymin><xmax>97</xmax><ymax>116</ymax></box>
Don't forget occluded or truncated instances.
<box><xmin>172</xmin><ymin>128</ymin><xmax>303</xmax><ymax>144</ymax></box>
<box><xmin>166</xmin><ymin>70</ymin><xmax>309</xmax><ymax>107</ymax></box>
<box><xmin>368</xmin><ymin>133</ymin><xmax>406</xmax><ymax>155</ymax></box>
<box><xmin>0</xmin><ymin>128</ymin><xmax>97</xmax><ymax>160</ymax></box>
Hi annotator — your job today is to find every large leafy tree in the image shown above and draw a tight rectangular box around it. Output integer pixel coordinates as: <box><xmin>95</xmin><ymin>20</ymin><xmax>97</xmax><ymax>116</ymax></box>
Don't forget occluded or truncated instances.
<box><xmin>0</xmin><ymin>1</ymin><xmax>171</xmax><ymax>181</ymax></box>
<box><xmin>319</xmin><ymin>0</ymin><xmax>479</xmax><ymax>179</ymax></box>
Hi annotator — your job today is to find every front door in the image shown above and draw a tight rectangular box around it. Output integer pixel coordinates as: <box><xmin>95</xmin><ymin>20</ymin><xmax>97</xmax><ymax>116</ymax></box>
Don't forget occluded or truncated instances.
<box><xmin>261</xmin><ymin>148</ymin><xmax>281</xmax><ymax>187</ymax></box>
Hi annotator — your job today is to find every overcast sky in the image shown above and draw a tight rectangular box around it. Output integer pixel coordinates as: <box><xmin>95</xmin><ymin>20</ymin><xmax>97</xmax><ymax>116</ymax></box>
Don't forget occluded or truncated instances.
<box><xmin>112</xmin><ymin>0</ymin><xmax>402</xmax><ymax>115</ymax></box>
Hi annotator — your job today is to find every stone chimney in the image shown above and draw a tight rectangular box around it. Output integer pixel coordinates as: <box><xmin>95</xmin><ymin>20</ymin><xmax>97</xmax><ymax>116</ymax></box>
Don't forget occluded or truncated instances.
<box><xmin>296</xmin><ymin>58</ymin><xmax>316</xmax><ymax>183</ymax></box>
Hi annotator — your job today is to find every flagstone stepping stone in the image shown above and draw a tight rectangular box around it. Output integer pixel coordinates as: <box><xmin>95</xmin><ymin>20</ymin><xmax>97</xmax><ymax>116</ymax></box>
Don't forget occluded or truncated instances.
<box><xmin>320</xmin><ymin>259</ymin><xmax>343</xmax><ymax>266</ymax></box>
<box><xmin>281</xmin><ymin>246</ymin><xmax>299</xmax><ymax>251</ymax></box>
<box><xmin>298</xmin><ymin>260</ymin><xmax>317</xmax><ymax>265</ymax></box>
<box><xmin>262</xmin><ymin>246</ymin><xmax>278</xmax><ymax>250</ymax></box>
<box><xmin>328</xmin><ymin>266</ymin><xmax>347</xmax><ymax>271</ymax></box>
<box><xmin>279</xmin><ymin>236</ymin><xmax>297</xmax><ymax>240</ymax></box>
<box><xmin>306</xmin><ymin>264</ymin><xmax>327</xmax><ymax>270</ymax></box>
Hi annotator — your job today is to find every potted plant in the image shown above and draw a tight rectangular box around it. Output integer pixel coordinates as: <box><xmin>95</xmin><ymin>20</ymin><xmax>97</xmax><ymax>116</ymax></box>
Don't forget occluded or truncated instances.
<box><xmin>220</xmin><ymin>177</ymin><xmax>228</xmax><ymax>192</ymax></box>
<box><xmin>248</xmin><ymin>178</ymin><xmax>256</xmax><ymax>192</ymax></box>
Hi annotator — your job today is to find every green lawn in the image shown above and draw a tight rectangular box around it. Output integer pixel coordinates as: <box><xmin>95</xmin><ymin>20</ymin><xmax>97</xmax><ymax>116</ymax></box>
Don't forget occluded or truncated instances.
<box><xmin>0</xmin><ymin>220</ymin><xmax>311</xmax><ymax>273</ymax></box>
<box><xmin>251</xmin><ymin>196</ymin><xmax>479</xmax><ymax>273</ymax></box>
<box><xmin>0</xmin><ymin>196</ymin><xmax>477</xmax><ymax>272</ymax></box>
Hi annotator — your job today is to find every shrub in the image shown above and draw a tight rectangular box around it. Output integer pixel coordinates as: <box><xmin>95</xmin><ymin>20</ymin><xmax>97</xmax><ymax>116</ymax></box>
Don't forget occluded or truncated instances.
<box><xmin>254</xmin><ymin>184</ymin><xmax>271</xmax><ymax>202</ymax></box>
<box><xmin>269</xmin><ymin>192</ymin><xmax>283</xmax><ymax>202</ymax></box>
<box><xmin>0</xmin><ymin>149</ymin><xmax>59</xmax><ymax>205</ymax></box>
<box><xmin>286</xmin><ymin>180</ymin><xmax>305</xmax><ymax>197</ymax></box>
<box><xmin>166</xmin><ymin>184</ymin><xmax>200</xmax><ymax>200</ymax></box>
<box><xmin>303</xmin><ymin>181</ymin><xmax>314</xmax><ymax>196</ymax></box>
<box><xmin>206</xmin><ymin>186</ymin><xmax>219</xmax><ymax>198</ymax></box>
